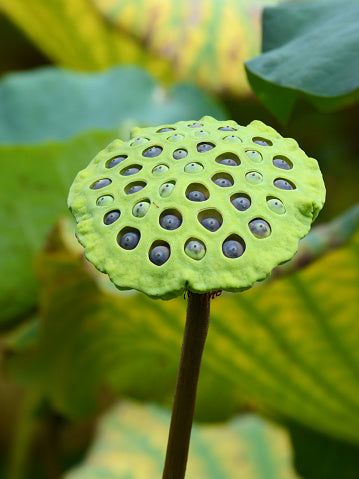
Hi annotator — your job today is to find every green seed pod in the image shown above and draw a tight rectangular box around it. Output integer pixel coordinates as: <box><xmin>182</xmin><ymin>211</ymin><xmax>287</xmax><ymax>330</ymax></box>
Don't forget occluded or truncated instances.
<box><xmin>68</xmin><ymin>116</ymin><xmax>325</xmax><ymax>299</ymax></box>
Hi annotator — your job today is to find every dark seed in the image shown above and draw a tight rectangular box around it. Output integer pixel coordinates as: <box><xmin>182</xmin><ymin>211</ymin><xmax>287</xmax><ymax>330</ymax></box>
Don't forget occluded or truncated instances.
<box><xmin>231</xmin><ymin>196</ymin><xmax>251</xmax><ymax>211</ymax></box>
<box><xmin>143</xmin><ymin>146</ymin><xmax>163</xmax><ymax>158</ymax></box>
<box><xmin>91</xmin><ymin>178</ymin><xmax>112</xmax><ymax>190</ymax></box>
<box><xmin>106</xmin><ymin>155</ymin><xmax>127</xmax><ymax>168</ymax></box>
<box><xmin>127</xmin><ymin>183</ymin><xmax>145</xmax><ymax>194</ymax></box>
<box><xmin>219</xmin><ymin>126</ymin><xmax>236</xmax><ymax>131</ymax></box>
<box><xmin>201</xmin><ymin>217</ymin><xmax>221</xmax><ymax>232</ymax></box>
<box><xmin>121</xmin><ymin>166</ymin><xmax>141</xmax><ymax>176</ymax></box>
<box><xmin>274</xmin><ymin>178</ymin><xmax>295</xmax><ymax>190</ymax></box>
<box><xmin>253</xmin><ymin>137</ymin><xmax>272</xmax><ymax>146</ymax></box>
<box><xmin>160</xmin><ymin>214</ymin><xmax>182</xmax><ymax>230</ymax></box>
<box><xmin>197</xmin><ymin>142</ymin><xmax>215</xmax><ymax>153</ymax></box>
<box><xmin>213</xmin><ymin>177</ymin><xmax>233</xmax><ymax>187</ymax></box>
<box><xmin>187</xmin><ymin>190</ymin><xmax>206</xmax><ymax>201</ymax></box>
<box><xmin>222</xmin><ymin>240</ymin><xmax>244</xmax><ymax>258</ymax></box>
<box><xmin>104</xmin><ymin>210</ymin><xmax>120</xmax><ymax>225</ymax></box>
<box><xmin>273</xmin><ymin>157</ymin><xmax>292</xmax><ymax>170</ymax></box>
<box><xmin>119</xmin><ymin>231</ymin><xmax>140</xmax><ymax>250</ymax></box>
<box><xmin>149</xmin><ymin>245</ymin><xmax>170</xmax><ymax>265</ymax></box>
<box><xmin>249</xmin><ymin>219</ymin><xmax>271</xmax><ymax>238</ymax></box>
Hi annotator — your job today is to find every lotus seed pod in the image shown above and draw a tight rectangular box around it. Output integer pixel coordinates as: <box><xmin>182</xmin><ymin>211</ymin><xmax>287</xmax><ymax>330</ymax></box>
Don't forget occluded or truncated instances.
<box><xmin>68</xmin><ymin>116</ymin><xmax>325</xmax><ymax>299</ymax></box>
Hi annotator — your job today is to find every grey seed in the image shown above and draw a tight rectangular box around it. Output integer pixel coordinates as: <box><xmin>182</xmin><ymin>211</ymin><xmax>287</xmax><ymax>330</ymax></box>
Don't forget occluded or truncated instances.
<box><xmin>119</xmin><ymin>231</ymin><xmax>140</xmax><ymax>250</ymax></box>
<box><xmin>201</xmin><ymin>217</ymin><xmax>221</xmax><ymax>232</ymax></box>
<box><xmin>219</xmin><ymin>126</ymin><xmax>236</xmax><ymax>131</ymax></box>
<box><xmin>222</xmin><ymin>240</ymin><xmax>244</xmax><ymax>258</ymax></box>
<box><xmin>213</xmin><ymin>177</ymin><xmax>233</xmax><ymax>187</ymax></box>
<box><xmin>149</xmin><ymin>245</ymin><xmax>170</xmax><ymax>265</ymax></box>
<box><xmin>122</xmin><ymin>167</ymin><xmax>140</xmax><ymax>176</ymax></box>
<box><xmin>188</xmin><ymin>122</ymin><xmax>203</xmax><ymax>128</ymax></box>
<box><xmin>173</xmin><ymin>149</ymin><xmax>188</xmax><ymax>160</ymax></box>
<box><xmin>104</xmin><ymin>210</ymin><xmax>120</xmax><ymax>225</ymax></box>
<box><xmin>274</xmin><ymin>178</ymin><xmax>295</xmax><ymax>190</ymax></box>
<box><xmin>127</xmin><ymin>184</ymin><xmax>144</xmax><ymax>194</ymax></box>
<box><xmin>185</xmin><ymin>240</ymin><xmax>206</xmax><ymax>260</ymax></box>
<box><xmin>249</xmin><ymin>219</ymin><xmax>271</xmax><ymax>238</ymax></box>
<box><xmin>91</xmin><ymin>178</ymin><xmax>112</xmax><ymax>190</ymax></box>
<box><xmin>157</xmin><ymin>127</ymin><xmax>175</xmax><ymax>132</ymax></box>
<box><xmin>143</xmin><ymin>146</ymin><xmax>163</xmax><ymax>158</ymax></box>
<box><xmin>197</xmin><ymin>142</ymin><xmax>215</xmax><ymax>153</ymax></box>
<box><xmin>253</xmin><ymin>138</ymin><xmax>271</xmax><ymax>146</ymax></box>
<box><xmin>218</xmin><ymin>158</ymin><xmax>238</xmax><ymax>166</ymax></box>
<box><xmin>187</xmin><ymin>190</ymin><xmax>206</xmax><ymax>201</ymax></box>
<box><xmin>231</xmin><ymin>196</ymin><xmax>251</xmax><ymax>211</ymax></box>
<box><xmin>160</xmin><ymin>214</ymin><xmax>181</xmax><ymax>230</ymax></box>
<box><xmin>107</xmin><ymin>155</ymin><xmax>127</xmax><ymax>168</ymax></box>
<box><xmin>273</xmin><ymin>157</ymin><xmax>292</xmax><ymax>170</ymax></box>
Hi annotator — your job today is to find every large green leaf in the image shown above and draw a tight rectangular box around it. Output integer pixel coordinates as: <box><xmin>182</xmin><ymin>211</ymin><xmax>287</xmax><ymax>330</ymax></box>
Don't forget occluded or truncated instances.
<box><xmin>245</xmin><ymin>0</ymin><xmax>359</xmax><ymax>121</ymax></box>
<box><xmin>0</xmin><ymin>66</ymin><xmax>225</xmax><ymax>144</ymax></box>
<box><xmin>66</xmin><ymin>401</ymin><xmax>297</xmax><ymax>479</ymax></box>
<box><xmin>6</xmin><ymin>210</ymin><xmax>359</xmax><ymax>443</ymax></box>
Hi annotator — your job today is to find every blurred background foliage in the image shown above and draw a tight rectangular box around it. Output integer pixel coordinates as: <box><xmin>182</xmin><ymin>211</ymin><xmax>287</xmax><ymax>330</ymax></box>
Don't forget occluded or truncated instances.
<box><xmin>0</xmin><ymin>0</ymin><xmax>358</xmax><ymax>478</ymax></box>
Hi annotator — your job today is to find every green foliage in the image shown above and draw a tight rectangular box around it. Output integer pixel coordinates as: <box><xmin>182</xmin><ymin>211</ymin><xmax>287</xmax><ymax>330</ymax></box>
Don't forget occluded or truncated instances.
<box><xmin>289</xmin><ymin>422</ymin><xmax>359</xmax><ymax>479</ymax></box>
<box><xmin>0</xmin><ymin>0</ymin><xmax>276</xmax><ymax>96</ymax></box>
<box><xmin>246</xmin><ymin>0</ymin><xmax>359</xmax><ymax>121</ymax></box>
<box><xmin>6</xmin><ymin>211</ymin><xmax>359</xmax><ymax>443</ymax></box>
<box><xmin>66</xmin><ymin>400</ymin><xmax>297</xmax><ymax>479</ymax></box>
<box><xmin>0</xmin><ymin>66</ymin><xmax>225</xmax><ymax>144</ymax></box>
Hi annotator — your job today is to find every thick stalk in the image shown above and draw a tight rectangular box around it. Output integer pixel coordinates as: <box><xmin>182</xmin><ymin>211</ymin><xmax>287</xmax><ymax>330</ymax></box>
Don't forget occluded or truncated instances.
<box><xmin>162</xmin><ymin>292</ymin><xmax>211</xmax><ymax>479</ymax></box>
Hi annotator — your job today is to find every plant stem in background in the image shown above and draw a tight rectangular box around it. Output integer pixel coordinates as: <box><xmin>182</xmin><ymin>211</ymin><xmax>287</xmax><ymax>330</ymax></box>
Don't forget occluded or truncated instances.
<box><xmin>162</xmin><ymin>292</ymin><xmax>211</xmax><ymax>479</ymax></box>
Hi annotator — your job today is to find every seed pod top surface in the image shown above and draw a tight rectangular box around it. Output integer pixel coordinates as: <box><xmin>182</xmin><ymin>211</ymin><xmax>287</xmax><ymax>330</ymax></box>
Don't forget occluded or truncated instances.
<box><xmin>68</xmin><ymin>116</ymin><xmax>325</xmax><ymax>299</ymax></box>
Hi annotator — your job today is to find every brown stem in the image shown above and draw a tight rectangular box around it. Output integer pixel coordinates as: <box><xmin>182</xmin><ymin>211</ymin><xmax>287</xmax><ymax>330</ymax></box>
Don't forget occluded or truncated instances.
<box><xmin>162</xmin><ymin>292</ymin><xmax>211</xmax><ymax>479</ymax></box>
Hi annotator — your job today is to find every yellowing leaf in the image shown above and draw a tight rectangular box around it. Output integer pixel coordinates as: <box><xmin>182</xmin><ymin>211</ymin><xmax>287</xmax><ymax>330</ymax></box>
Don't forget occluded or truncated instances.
<box><xmin>66</xmin><ymin>401</ymin><xmax>297</xmax><ymax>479</ymax></box>
<box><xmin>6</xmin><ymin>213</ymin><xmax>359</xmax><ymax>445</ymax></box>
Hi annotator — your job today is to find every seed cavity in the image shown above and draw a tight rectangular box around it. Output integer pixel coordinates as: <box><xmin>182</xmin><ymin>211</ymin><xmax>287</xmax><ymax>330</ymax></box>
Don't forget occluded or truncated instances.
<box><xmin>157</xmin><ymin>127</ymin><xmax>175</xmax><ymax>133</ymax></box>
<box><xmin>253</xmin><ymin>137</ymin><xmax>272</xmax><ymax>146</ymax></box>
<box><xmin>120</xmin><ymin>165</ymin><xmax>142</xmax><ymax>176</ymax></box>
<box><xmin>159</xmin><ymin>181</ymin><xmax>175</xmax><ymax>198</ymax></box>
<box><xmin>215</xmin><ymin>153</ymin><xmax>240</xmax><ymax>166</ymax></box>
<box><xmin>184</xmin><ymin>162</ymin><xmax>203</xmax><ymax>173</ymax></box>
<box><xmin>197</xmin><ymin>142</ymin><xmax>215</xmax><ymax>153</ymax></box>
<box><xmin>218</xmin><ymin>125</ymin><xmax>237</xmax><ymax>131</ymax></box>
<box><xmin>118</xmin><ymin>228</ymin><xmax>141</xmax><ymax>250</ymax></box>
<box><xmin>185</xmin><ymin>239</ymin><xmax>206</xmax><ymax>260</ymax></box>
<box><xmin>103</xmin><ymin>210</ymin><xmax>121</xmax><ymax>225</ymax></box>
<box><xmin>143</xmin><ymin>145</ymin><xmax>163</xmax><ymax>158</ymax></box>
<box><xmin>245</xmin><ymin>171</ymin><xmax>263</xmax><ymax>185</ymax></box>
<box><xmin>186</xmin><ymin>183</ymin><xmax>209</xmax><ymax>202</ymax></box>
<box><xmin>131</xmin><ymin>137</ymin><xmax>149</xmax><ymax>146</ymax></box>
<box><xmin>149</xmin><ymin>241</ymin><xmax>170</xmax><ymax>266</ymax></box>
<box><xmin>267</xmin><ymin>197</ymin><xmax>286</xmax><ymax>214</ymax></box>
<box><xmin>194</xmin><ymin>130</ymin><xmax>209</xmax><ymax>137</ymax></box>
<box><xmin>173</xmin><ymin>148</ymin><xmax>188</xmax><ymax>160</ymax></box>
<box><xmin>223</xmin><ymin>135</ymin><xmax>242</xmax><ymax>142</ymax></box>
<box><xmin>168</xmin><ymin>133</ymin><xmax>184</xmax><ymax>142</ymax></box>
<box><xmin>222</xmin><ymin>235</ymin><xmax>245</xmax><ymax>258</ymax></box>
<box><xmin>231</xmin><ymin>193</ymin><xmax>251</xmax><ymax>211</ymax></box>
<box><xmin>212</xmin><ymin>173</ymin><xmax>234</xmax><ymax>188</ymax></box>
<box><xmin>106</xmin><ymin>155</ymin><xmax>127</xmax><ymax>168</ymax></box>
<box><xmin>91</xmin><ymin>178</ymin><xmax>112</xmax><ymax>190</ymax></box>
<box><xmin>159</xmin><ymin>209</ymin><xmax>182</xmax><ymax>230</ymax></box>
<box><xmin>245</xmin><ymin>150</ymin><xmax>262</xmax><ymax>163</ymax></box>
<box><xmin>249</xmin><ymin>218</ymin><xmax>271</xmax><ymax>238</ymax></box>
<box><xmin>96</xmin><ymin>195</ymin><xmax>114</xmax><ymax>206</ymax></box>
<box><xmin>198</xmin><ymin>209</ymin><xmax>222</xmax><ymax>232</ymax></box>
<box><xmin>273</xmin><ymin>156</ymin><xmax>293</xmax><ymax>170</ymax></box>
<box><xmin>152</xmin><ymin>164</ymin><xmax>169</xmax><ymax>175</ymax></box>
<box><xmin>132</xmin><ymin>200</ymin><xmax>150</xmax><ymax>218</ymax></box>
<box><xmin>125</xmin><ymin>181</ymin><xmax>146</xmax><ymax>194</ymax></box>
<box><xmin>274</xmin><ymin>178</ymin><xmax>296</xmax><ymax>190</ymax></box>
<box><xmin>188</xmin><ymin>122</ymin><xmax>203</xmax><ymax>128</ymax></box>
